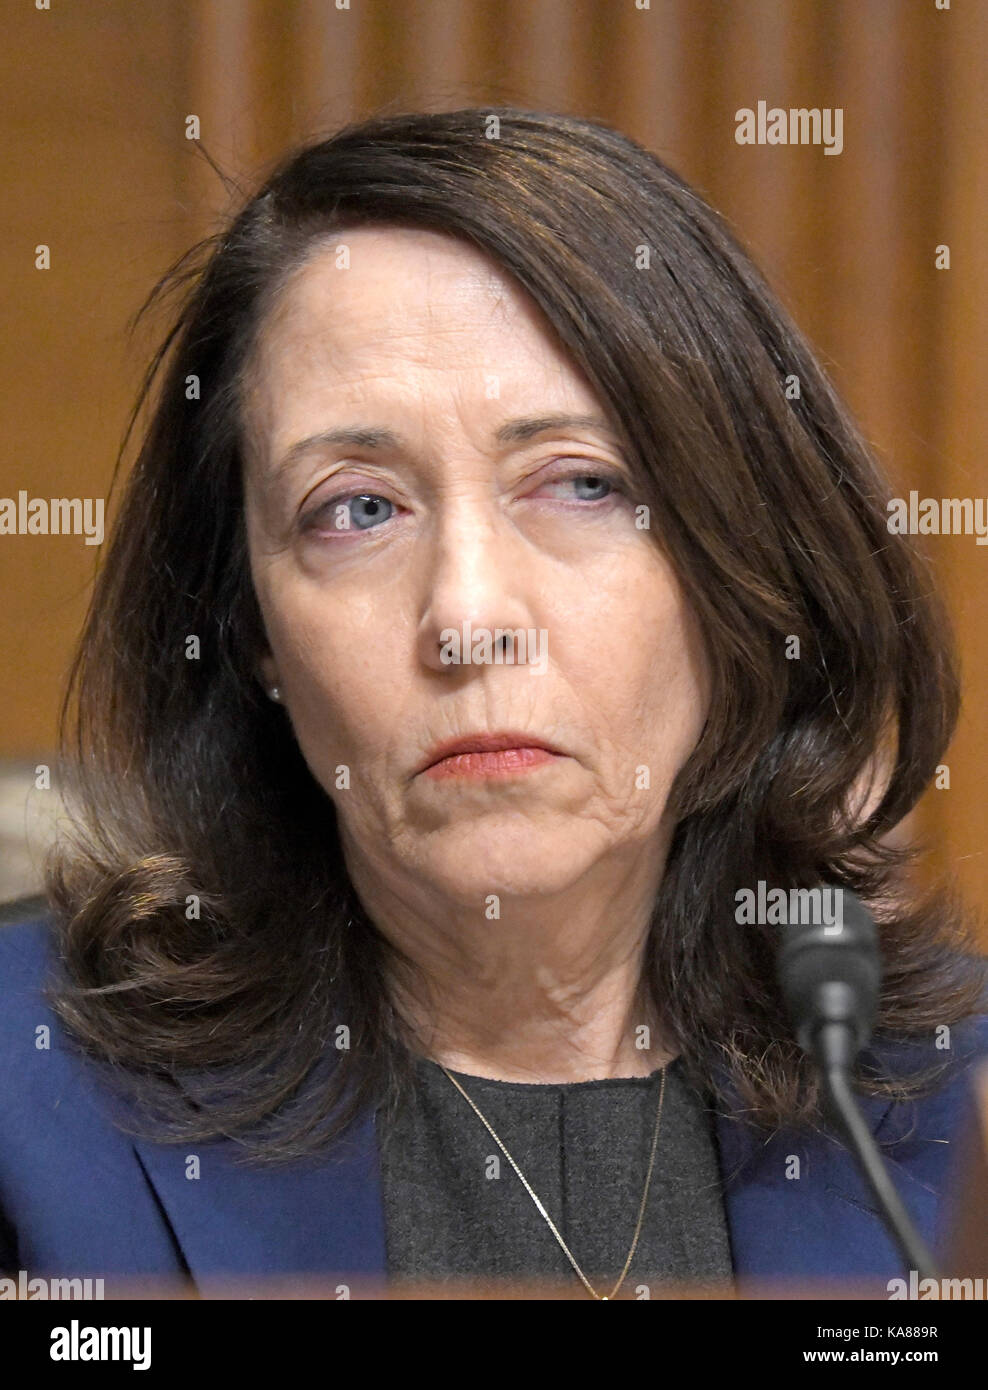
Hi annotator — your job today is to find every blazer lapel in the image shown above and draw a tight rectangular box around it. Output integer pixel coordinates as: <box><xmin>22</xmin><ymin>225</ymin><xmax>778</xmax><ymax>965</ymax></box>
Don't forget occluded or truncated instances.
<box><xmin>713</xmin><ymin>1083</ymin><xmax>917</xmax><ymax>1283</ymax></box>
<box><xmin>130</xmin><ymin>1101</ymin><xmax>389</xmax><ymax>1288</ymax></box>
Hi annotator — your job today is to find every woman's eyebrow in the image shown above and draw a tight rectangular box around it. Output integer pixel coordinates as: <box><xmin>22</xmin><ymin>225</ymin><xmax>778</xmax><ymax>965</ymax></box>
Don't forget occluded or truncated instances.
<box><xmin>493</xmin><ymin>412</ymin><xmax>617</xmax><ymax>445</ymax></box>
<box><xmin>272</xmin><ymin>413</ymin><xmax>618</xmax><ymax>481</ymax></box>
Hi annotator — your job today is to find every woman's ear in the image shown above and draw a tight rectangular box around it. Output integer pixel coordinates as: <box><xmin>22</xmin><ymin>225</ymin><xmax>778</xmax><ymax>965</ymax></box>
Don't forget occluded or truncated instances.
<box><xmin>257</xmin><ymin>651</ymin><xmax>281</xmax><ymax>698</ymax></box>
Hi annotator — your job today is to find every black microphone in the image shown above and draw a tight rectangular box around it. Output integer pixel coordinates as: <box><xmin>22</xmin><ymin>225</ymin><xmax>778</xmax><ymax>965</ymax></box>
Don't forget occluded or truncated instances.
<box><xmin>776</xmin><ymin>887</ymin><xmax>940</xmax><ymax>1280</ymax></box>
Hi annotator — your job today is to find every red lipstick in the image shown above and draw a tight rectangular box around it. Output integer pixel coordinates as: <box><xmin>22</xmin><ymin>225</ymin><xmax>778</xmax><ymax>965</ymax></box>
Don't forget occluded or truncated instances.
<box><xmin>418</xmin><ymin>732</ymin><xmax>564</xmax><ymax>780</ymax></box>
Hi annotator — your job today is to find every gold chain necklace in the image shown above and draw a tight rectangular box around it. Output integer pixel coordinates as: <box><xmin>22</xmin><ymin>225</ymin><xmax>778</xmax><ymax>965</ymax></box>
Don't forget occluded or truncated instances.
<box><xmin>439</xmin><ymin>1063</ymin><xmax>667</xmax><ymax>1300</ymax></box>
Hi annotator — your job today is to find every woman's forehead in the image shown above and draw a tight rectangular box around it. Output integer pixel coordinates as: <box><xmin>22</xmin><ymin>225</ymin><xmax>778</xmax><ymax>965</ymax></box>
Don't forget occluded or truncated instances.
<box><xmin>244</xmin><ymin>229</ymin><xmax>598</xmax><ymax>461</ymax></box>
<box><xmin>266</xmin><ymin>224</ymin><xmax>524</xmax><ymax>341</ymax></box>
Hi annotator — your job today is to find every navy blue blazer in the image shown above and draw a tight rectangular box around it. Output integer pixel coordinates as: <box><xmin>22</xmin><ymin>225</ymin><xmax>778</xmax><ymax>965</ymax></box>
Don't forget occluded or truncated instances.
<box><xmin>1</xmin><ymin>911</ymin><xmax>986</xmax><ymax>1293</ymax></box>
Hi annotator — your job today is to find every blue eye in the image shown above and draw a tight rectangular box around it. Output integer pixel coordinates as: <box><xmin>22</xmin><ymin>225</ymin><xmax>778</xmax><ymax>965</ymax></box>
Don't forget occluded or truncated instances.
<box><xmin>307</xmin><ymin>493</ymin><xmax>394</xmax><ymax>532</ymax></box>
<box><xmin>537</xmin><ymin>471</ymin><xmax>621</xmax><ymax>504</ymax></box>
<box><xmin>567</xmin><ymin>475</ymin><xmax>614</xmax><ymax>500</ymax></box>
<box><xmin>347</xmin><ymin>494</ymin><xmax>393</xmax><ymax>530</ymax></box>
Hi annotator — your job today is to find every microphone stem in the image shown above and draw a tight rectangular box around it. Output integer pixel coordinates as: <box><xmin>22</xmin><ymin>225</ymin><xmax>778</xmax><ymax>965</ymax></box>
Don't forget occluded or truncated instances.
<box><xmin>818</xmin><ymin>1038</ymin><xmax>940</xmax><ymax>1281</ymax></box>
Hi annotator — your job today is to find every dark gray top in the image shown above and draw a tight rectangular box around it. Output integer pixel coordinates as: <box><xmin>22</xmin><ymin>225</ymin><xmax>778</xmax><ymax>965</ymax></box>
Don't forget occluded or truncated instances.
<box><xmin>377</xmin><ymin>1052</ymin><xmax>734</xmax><ymax>1295</ymax></box>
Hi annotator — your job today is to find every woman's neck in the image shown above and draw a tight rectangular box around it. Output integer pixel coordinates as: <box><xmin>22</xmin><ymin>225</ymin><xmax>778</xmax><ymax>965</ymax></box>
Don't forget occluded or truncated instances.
<box><xmin>380</xmin><ymin>921</ymin><xmax>672</xmax><ymax>1084</ymax></box>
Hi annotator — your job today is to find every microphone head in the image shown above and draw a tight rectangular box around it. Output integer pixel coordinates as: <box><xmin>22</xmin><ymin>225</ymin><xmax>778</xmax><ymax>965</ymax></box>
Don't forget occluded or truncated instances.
<box><xmin>775</xmin><ymin>887</ymin><xmax>882</xmax><ymax>1058</ymax></box>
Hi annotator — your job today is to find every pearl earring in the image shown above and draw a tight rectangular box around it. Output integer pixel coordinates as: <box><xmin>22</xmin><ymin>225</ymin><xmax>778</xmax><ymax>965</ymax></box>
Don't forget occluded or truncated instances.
<box><xmin>268</xmin><ymin>686</ymin><xmax>282</xmax><ymax>703</ymax></box>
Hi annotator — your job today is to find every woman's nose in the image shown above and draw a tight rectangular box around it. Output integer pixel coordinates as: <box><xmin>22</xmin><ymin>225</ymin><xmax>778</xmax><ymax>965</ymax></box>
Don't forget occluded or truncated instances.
<box><xmin>415</xmin><ymin>507</ymin><xmax>539</xmax><ymax>674</ymax></box>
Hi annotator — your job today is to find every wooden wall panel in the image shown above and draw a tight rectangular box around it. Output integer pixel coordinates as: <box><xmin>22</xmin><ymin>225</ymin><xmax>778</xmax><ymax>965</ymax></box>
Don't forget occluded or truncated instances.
<box><xmin>0</xmin><ymin>1</ymin><xmax>191</xmax><ymax>755</ymax></box>
<box><xmin>934</xmin><ymin>0</ymin><xmax>988</xmax><ymax>922</ymax></box>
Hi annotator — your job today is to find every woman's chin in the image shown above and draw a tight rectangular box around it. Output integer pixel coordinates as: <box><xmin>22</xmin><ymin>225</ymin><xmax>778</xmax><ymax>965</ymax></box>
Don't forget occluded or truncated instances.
<box><xmin>409</xmin><ymin>827</ymin><xmax>599</xmax><ymax>905</ymax></box>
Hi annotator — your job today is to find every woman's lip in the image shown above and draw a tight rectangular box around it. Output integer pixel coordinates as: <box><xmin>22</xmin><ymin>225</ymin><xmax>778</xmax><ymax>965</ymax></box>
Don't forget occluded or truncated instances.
<box><xmin>418</xmin><ymin>732</ymin><xmax>564</xmax><ymax>775</ymax></box>
<box><xmin>423</xmin><ymin>746</ymin><xmax>562</xmax><ymax>780</ymax></box>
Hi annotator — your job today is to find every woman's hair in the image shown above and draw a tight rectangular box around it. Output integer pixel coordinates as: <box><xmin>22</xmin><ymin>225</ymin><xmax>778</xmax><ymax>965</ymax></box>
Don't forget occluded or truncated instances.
<box><xmin>44</xmin><ymin>105</ymin><xmax>984</xmax><ymax>1164</ymax></box>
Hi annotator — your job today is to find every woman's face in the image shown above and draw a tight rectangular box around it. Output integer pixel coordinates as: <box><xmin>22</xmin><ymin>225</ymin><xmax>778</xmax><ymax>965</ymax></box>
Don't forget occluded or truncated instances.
<box><xmin>244</xmin><ymin>225</ymin><xmax>711</xmax><ymax>908</ymax></box>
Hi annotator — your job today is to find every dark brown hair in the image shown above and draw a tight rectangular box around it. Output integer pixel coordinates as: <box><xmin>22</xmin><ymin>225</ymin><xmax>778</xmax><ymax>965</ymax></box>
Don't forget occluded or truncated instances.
<box><xmin>43</xmin><ymin>106</ymin><xmax>984</xmax><ymax>1164</ymax></box>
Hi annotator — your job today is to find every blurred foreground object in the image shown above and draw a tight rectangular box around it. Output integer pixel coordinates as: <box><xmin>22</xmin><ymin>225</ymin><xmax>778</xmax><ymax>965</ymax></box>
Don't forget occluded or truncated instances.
<box><xmin>0</xmin><ymin>759</ymin><xmax>65</xmax><ymax>903</ymax></box>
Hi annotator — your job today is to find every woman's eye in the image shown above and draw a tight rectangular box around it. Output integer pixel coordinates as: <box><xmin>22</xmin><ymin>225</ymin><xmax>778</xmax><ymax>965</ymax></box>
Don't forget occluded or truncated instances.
<box><xmin>307</xmin><ymin>493</ymin><xmax>395</xmax><ymax>533</ymax></box>
<box><xmin>539</xmin><ymin>473</ymin><xmax>618</xmax><ymax>502</ymax></box>
<box><xmin>346</xmin><ymin>494</ymin><xmax>394</xmax><ymax>529</ymax></box>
